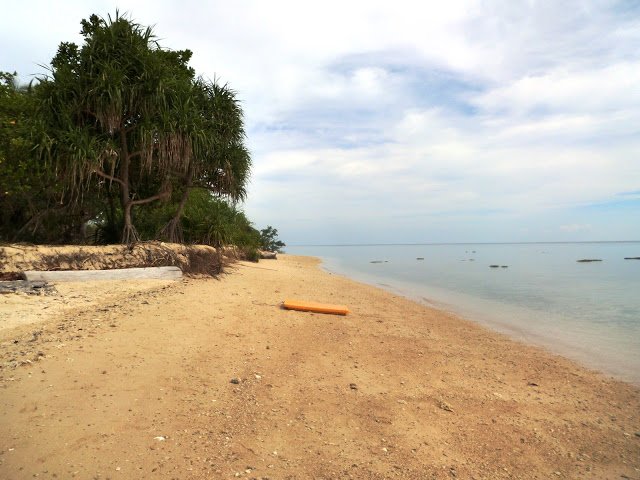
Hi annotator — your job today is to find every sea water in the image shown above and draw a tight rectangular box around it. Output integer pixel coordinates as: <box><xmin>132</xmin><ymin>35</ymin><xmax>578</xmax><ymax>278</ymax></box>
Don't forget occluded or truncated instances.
<box><xmin>286</xmin><ymin>243</ymin><xmax>640</xmax><ymax>385</ymax></box>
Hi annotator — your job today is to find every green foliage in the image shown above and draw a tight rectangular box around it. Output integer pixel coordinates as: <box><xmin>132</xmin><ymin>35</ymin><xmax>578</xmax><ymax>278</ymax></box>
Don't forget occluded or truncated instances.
<box><xmin>1</xmin><ymin>12</ymin><xmax>257</xmax><ymax>250</ymax></box>
<box><xmin>103</xmin><ymin>188</ymin><xmax>260</xmax><ymax>249</ymax></box>
<box><xmin>0</xmin><ymin>72</ymin><xmax>89</xmax><ymax>243</ymax></box>
<box><xmin>0</xmin><ymin>72</ymin><xmax>36</xmax><ymax>219</ymax></box>
<box><xmin>259</xmin><ymin>226</ymin><xmax>286</xmax><ymax>253</ymax></box>
<box><xmin>180</xmin><ymin>189</ymin><xmax>260</xmax><ymax>248</ymax></box>
<box><xmin>36</xmin><ymin>11</ymin><xmax>251</xmax><ymax>243</ymax></box>
<box><xmin>242</xmin><ymin>247</ymin><xmax>261</xmax><ymax>263</ymax></box>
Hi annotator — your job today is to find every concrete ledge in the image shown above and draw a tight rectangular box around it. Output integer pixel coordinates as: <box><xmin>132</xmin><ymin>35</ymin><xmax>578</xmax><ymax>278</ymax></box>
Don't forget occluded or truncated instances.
<box><xmin>22</xmin><ymin>266</ymin><xmax>183</xmax><ymax>282</ymax></box>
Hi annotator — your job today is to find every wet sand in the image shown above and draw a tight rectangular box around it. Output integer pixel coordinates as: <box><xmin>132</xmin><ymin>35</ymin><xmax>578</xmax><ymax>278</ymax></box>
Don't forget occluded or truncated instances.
<box><xmin>1</xmin><ymin>254</ymin><xmax>638</xmax><ymax>479</ymax></box>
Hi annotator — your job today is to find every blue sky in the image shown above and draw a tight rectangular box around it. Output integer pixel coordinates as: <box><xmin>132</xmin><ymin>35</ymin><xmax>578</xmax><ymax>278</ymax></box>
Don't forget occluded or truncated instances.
<box><xmin>2</xmin><ymin>1</ymin><xmax>639</xmax><ymax>244</ymax></box>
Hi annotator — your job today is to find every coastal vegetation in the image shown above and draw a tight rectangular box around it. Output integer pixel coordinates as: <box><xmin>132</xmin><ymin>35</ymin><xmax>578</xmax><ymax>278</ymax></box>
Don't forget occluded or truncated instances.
<box><xmin>0</xmin><ymin>11</ymin><xmax>282</xmax><ymax>256</ymax></box>
<box><xmin>259</xmin><ymin>225</ymin><xmax>286</xmax><ymax>253</ymax></box>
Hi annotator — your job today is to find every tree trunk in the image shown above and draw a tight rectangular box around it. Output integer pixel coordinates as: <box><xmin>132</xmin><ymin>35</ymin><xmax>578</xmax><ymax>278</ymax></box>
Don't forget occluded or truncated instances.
<box><xmin>121</xmin><ymin>201</ymin><xmax>140</xmax><ymax>244</ymax></box>
<box><xmin>161</xmin><ymin>213</ymin><xmax>183</xmax><ymax>244</ymax></box>
<box><xmin>118</xmin><ymin>129</ymin><xmax>140</xmax><ymax>244</ymax></box>
<box><xmin>106</xmin><ymin>188</ymin><xmax>118</xmax><ymax>241</ymax></box>
<box><xmin>160</xmin><ymin>188</ymin><xmax>189</xmax><ymax>243</ymax></box>
<box><xmin>161</xmin><ymin>169</ymin><xmax>193</xmax><ymax>244</ymax></box>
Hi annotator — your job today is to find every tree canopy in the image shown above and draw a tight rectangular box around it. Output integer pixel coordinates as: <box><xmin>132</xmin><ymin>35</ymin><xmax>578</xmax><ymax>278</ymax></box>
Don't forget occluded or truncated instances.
<box><xmin>259</xmin><ymin>226</ymin><xmax>286</xmax><ymax>253</ymax></box>
<box><xmin>0</xmin><ymin>72</ymin><xmax>80</xmax><ymax>242</ymax></box>
<box><xmin>37</xmin><ymin>12</ymin><xmax>251</xmax><ymax>243</ymax></box>
<box><xmin>0</xmin><ymin>11</ymin><xmax>284</xmax><ymax>257</ymax></box>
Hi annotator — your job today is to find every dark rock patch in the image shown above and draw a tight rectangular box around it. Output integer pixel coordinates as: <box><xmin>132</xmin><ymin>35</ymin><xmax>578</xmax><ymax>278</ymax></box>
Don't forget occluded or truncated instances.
<box><xmin>0</xmin><ymin>280</ymin><xmax>57</xmax><ymax>296</ymax></box>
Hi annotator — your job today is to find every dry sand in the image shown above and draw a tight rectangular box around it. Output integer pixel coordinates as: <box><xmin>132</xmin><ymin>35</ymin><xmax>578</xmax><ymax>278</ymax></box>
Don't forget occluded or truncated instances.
<box><xmin>0</xmin><ymin>254</ymin><xmax>638</xmax><ymax>479</ymax></box>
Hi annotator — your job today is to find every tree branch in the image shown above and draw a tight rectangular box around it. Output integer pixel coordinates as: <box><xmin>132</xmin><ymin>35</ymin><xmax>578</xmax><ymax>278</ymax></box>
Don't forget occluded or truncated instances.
<box><xmin>124</xmin><ymin>123</ymin><xmax>138</xmax><ymax>134</ymax></box>
<box><xmin>93</xmin><ymin>169</ymin><xmax>126</xmax><ymax>187</ymax></box>
<box><xmin>129</xmin><ymin>189</ymin><xmax>171</xmax><ymax>206</ymax></box>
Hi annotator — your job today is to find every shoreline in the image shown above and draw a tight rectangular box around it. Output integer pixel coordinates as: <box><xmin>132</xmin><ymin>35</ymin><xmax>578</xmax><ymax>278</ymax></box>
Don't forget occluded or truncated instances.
<box><xmin>316</xmin><ymin>254</ymin><xmax>640</xmax><ymax>386</ymax></box>
<box><xmin>1</xmin><ymin>254</ymin><xmax>639</xmax><ymax>478</ymax></box>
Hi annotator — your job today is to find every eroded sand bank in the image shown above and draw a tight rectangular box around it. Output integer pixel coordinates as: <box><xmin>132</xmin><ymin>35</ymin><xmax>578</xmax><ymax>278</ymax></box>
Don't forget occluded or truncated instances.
<box><xmin>1</xmin><ymin>255</ymin><xmax>638</xmax><ymax>479</ymax></box>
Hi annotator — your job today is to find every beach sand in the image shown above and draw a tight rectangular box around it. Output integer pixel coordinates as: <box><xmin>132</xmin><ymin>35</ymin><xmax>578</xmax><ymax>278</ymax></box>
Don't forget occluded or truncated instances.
<box><xmin>0</xmin><ymin>254</ymin><xmax>638</xmax><ymax>479</ymax></box>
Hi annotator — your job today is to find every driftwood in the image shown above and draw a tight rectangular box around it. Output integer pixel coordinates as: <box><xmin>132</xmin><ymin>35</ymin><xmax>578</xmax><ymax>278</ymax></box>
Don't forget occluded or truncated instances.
<box><xmin>259</xmin><ymin>250</ymin><xmax>277</xmax><ymax>260</ymax></box>
<box><xmin>22</xmin><ymin>266</ymin><xmax>182</xmax><ymax>282</ymax></box>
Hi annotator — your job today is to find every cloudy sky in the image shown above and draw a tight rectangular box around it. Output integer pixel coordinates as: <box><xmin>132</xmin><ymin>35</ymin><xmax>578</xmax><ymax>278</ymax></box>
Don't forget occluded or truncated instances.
<box><xmin>2</xmin><ymin>1</ymin><xmax>639</xmax><ymax>244</ymax></box>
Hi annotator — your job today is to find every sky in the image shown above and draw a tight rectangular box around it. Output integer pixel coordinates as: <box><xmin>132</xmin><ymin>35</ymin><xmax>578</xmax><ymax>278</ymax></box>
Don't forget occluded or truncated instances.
<box><xmin>2</xmin><ymin>1</ymin><xmax>639</xmax><ymax>245</ymax></box>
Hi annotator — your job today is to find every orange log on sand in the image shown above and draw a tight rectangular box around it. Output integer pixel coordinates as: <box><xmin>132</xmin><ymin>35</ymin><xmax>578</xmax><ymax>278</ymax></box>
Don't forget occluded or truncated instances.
<box><xmin>282</xmin><ymin>299</ymin><xmax>349</xmax><ymax>315</ymax></box>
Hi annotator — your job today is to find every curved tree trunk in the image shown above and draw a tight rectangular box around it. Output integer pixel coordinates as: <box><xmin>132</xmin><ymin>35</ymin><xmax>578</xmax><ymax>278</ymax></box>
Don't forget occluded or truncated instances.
<box><xmin>160</xmin><ymin>188</ymin><xmax>188</xmax><ymax>243</ymax></box>
<box><xmin>160</xmin><ymin>216</ymin><xmax>183</xmax><ymax>244</ymax></box>
<box><xmin>160</xmin><ymin>169</ymin><xmax>193</xmax><ymax>244</ymax></box>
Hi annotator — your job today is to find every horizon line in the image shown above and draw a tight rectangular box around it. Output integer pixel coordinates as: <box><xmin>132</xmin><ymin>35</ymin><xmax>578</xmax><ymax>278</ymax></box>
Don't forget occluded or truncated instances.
<box><xmin>287</xmin><ymin>240</ymin><xmax>640</xmax><ymax>247</ymax></box>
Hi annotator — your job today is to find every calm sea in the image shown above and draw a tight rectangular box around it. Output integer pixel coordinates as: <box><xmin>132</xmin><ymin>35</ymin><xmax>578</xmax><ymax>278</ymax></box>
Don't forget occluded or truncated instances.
<box><xmin>286</xmin><ymin>242</ymin><xmax>640</xmax><ymax>385</ymax></box>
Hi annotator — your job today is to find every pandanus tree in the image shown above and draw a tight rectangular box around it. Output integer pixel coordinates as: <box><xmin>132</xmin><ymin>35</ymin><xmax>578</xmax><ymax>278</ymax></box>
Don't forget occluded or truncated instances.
<box><xmin>37</xmin><ymin>12</ymin><xmax>250</xmax><ymax>243</ymax></box>
<box><xmin>160</xmin><ymin>80</ymin><xmax>251</xmax><ymax>243</ymax></box>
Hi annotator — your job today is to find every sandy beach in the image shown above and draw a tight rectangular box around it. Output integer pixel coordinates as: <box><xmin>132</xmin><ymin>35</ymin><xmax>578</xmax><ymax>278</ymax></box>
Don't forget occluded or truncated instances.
<box><xmin>1</xmin><ymin>254</ymin><xmax>638</xmax><ymax>479</ymax></box>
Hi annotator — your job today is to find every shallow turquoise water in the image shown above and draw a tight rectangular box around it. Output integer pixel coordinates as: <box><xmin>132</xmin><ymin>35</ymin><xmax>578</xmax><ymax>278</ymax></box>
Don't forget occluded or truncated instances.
<box><xmin>286</xmin><ymin>243</ymin><xmax>640</xmax><ymax>384</ymax></box>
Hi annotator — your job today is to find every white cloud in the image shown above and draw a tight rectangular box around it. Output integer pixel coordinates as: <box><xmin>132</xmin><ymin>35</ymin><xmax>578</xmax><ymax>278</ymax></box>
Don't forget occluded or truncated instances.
<box><xmin>473</xmin><ymin>63</ymin><xmax>640</xmax><ymax>115</ymax></box>
<box><xmin>2</xmin><ymin>0</ymin><xmax>639</xmax><ymax>243</ymax></box>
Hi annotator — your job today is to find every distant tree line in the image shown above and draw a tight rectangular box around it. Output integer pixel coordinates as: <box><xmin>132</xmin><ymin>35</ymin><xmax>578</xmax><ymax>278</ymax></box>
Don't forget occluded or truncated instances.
<box><xmin>0</xmin><ymin>12</ymin><xmax>284</xmax><ymax>254</ymax></box>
